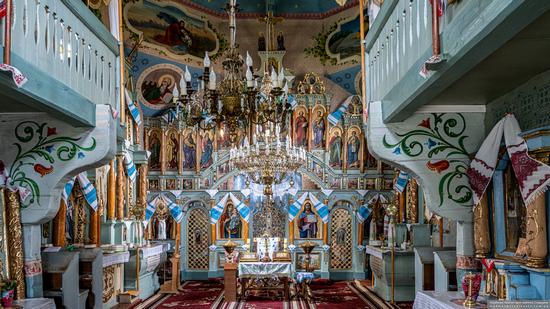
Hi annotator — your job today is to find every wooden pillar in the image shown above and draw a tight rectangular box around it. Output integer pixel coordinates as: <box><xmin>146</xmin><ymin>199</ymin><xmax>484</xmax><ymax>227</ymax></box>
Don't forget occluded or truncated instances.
<box><xmin>438</xmin><ymin>217</ymin><xmax>444</xmax><ymax>248</ymax></box>
<box><xmin>116</xmin><ymin>155</ymin><xmax>125</xmax><ymax>220</ymax></box>
<box><xmin>210</xmin><ymin>199</ymin><xmax>217</xmax><ymax>243</ymax></box>
<box><xmin>359</xmin><ymin>0</ymin><xmax>367</xmax><ymax>122</ymax></box>
<box><xmin>5</xmin><ymin>190</ymin><xmax>26</xmax><ymax>299</ymax></box>
<box><xmin>224</xmin><ymin>263</ymin><xmax>238</xmax><ymax>302</ymax></box>
<box><xmin>137</xmin><ymin>164</ymin><xmax>148</xmax><ymax>220</ymax></box>
<box><xmin>342</xmin><ymin>127</ymin><xmax>348</xmax><ymax>173</ymax></box>
<box><xmin>52</xmin><ymin>200</ymin><xmax>67</xmax><ymax>247</ymax></box>
<box><xmin>358</xmin><ymin>222</ymin><xmax>364</xmax><ymax>245</ymax></box>
<box><xmin>322</xmin><ymin>223</ymin><xmax>328</xmax><ymax>245</ymax></box>
<box><xmin>473</xmin><ymin>193</ymin><xmax>490</xmax><ymax>258</ymax></box>
<box><xmin>398</xmin><ymin>192</ymin><xmax>406</xmax><ymax>223</ymax></box>
<box><xmin>118</xmin><ymin>0</ymin><xmax>126</xmax><ymax>123</ymax></box>
<box><xmin>90</xmin><ymin>207</ymin><xmax>100</xmax><ymax>246</ymax></box>
<box><xmin>307</xmin><ymin>106</ymin><xmax>313</xmax><ymax>151</ymax></box>
<box><xmin>288</xmin><ymin>221</ymin><xmax>294</xmax><ymax>244</ymax></box>
<box><xmin>526</xmin><ymin>194</ymin><xmax>547</xmax><ymax>268</ymax></box>
<box><xmin>107</xmin><ymin>160</ymin><xmax>116</xmax><ymax>220</ymax></box>
<box><xmin>242</xmin><ymin>198</ymin><xmax>249</xmax><ymax>240</ymax></box>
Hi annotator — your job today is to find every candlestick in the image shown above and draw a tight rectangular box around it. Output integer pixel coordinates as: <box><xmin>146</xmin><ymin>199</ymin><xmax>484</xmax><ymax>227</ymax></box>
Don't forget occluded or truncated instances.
<box><xmin>209</xmin><ymin>69</ymin><xmax>216</xmax><ymax>90</ymax></box>
<box><xmin>246</xmin><ymin>51</ymin><xmax>253</xmax><ymax>67</ymax></box>
<box><xmin>184</xmin><ymin>66</ymin><xmax>191</xmax><ymax>82</ymax></box>
<box><xmin>180</xmin><ymin>76</ymin><xmax>187</xmax><ymax>95</ymax></box>
<box><xmin>278</xmin><ymin>66</ymin><xmax>285</xmax><ymax>88</ymax></box>
<box><xmin>204</xmin><ymin>51</ymin><xmax>210</xmax><ymax>68</ymax></box>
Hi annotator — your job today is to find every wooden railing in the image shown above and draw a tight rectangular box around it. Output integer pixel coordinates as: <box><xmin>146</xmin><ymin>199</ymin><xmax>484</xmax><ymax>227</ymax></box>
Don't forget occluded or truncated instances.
<box><xmin>365</xmin><ymin>0</ymin><xmax>432</xmax><ymax>102</ymax></box>
<box><xmin>7</xmin><ymin>0</ymin><xmax>119</xmax><ymax>107</ymax></box>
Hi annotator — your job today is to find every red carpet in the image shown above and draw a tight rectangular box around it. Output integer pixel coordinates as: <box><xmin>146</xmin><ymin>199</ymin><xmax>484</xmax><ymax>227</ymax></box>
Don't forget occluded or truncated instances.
<box><xmin>309</xmin><ymin>280</ymin><xmax>372</xmax><ymax>309</ymax></box>
<box><xmin>151</xmin><ymin>279</ymin><xmax>224</xmax><ymax>308</ymax></box>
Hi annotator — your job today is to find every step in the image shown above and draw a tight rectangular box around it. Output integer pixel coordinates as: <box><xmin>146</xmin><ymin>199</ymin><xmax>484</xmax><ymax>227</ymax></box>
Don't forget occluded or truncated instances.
<box><xmin>509</xmin><ymin>284</ymin><xmax>539</xmax><ymax>300</ymax></box>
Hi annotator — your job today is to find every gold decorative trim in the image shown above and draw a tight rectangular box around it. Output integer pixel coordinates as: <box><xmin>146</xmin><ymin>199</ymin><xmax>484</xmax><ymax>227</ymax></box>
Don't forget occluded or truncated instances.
<box><xmin>5</xmin><ymin>190</ymin><xmax>26</xmax><ymax>299</ymax></box>
<box><xmin>103</xmin><ymin>265</ymin><xmax>116</xmax><ymax>303</ymax></box>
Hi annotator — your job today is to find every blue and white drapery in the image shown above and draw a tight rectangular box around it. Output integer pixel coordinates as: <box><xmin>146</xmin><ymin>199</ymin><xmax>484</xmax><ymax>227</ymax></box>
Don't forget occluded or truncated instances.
<box><xmin>61</xmin><ymin>178</ymin><xmax>76</xmax><ymax>205</ymax></box>
<box><xmin>229</xmin><ymin>193</ymin><xmax>251</xmax><ymax>223</ymax></box>
<box><xmin>287</xmin><ymin>94</ymin><xmax>297</xmax><ymax>108</ymax></box>
<box><xmin>394</xmin><ymin>171</ymin><xmax>409</xmax><ymax>193</ymax></box>
<box><xmin>328</xmin><ymin>95</ymin><xmax>354</xmax><ymax>125</ymax></box>
<box><xmin>288</xmin><ymin>193</ymin><xmax>308</xmax><ymax>221</ymax></box>
<box><xmin>308</xmin><ymin>192</ymin><xmax>329</xmax><ymax>223</ymax></box>
<box><xmin>144</xmin><ymin>194</ymin><xmax>184</xmax><ymax>223</ymax></box>
<box><xmin>76</xmin><ymin>173</ymin><xmax>98</xmax><ymax>211</ymax></box>
<box><xmin>210</xmin><ymin>193</ymin><xmax>229</xmax><ymax>224</ymax></box>
<box><xmin>124</xmin><ymin>151</ymin><xmax>137</xmax><ymax>182</ymax></box>
<box><xmin>124</xmin><ymin>89</ymin><xmax>142</xmax><ymax>126</ymax></box>
<box><xmin>357</xmin><ymin>193</ymin><xmax>388</xmax><ymax>223</ymax></box>
<box><xmin>145</xmin><ymin>195</ymin><xmax>160</xmax><ymax>222</ymax></box>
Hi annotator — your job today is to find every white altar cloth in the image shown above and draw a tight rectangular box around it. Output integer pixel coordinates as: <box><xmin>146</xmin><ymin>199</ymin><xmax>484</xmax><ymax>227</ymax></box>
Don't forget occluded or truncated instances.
<box><xmin>238</xmin><ymin>262</ymin><xmax>292</xmax><ymax>278</ymax></box>
<box><xmin>414</xmin><ymin>291</ymin><xmax>486</xmax><ymax>309</ymax></box>
<box><xmin>13</xmin><ymin>298</ymin><xmax>56</xmax><ymax>309</ymax></box>
<box><xmin>103</xmin><ymin>251</ymin><xmax>130</xmax><ymax>268</ymax></box>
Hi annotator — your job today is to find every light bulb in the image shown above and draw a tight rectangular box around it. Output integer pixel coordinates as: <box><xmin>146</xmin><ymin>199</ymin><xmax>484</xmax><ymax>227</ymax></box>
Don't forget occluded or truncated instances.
<box><xmin>180</xmin><ymin>76</ymin><xmax>187</xmax><ymax>95</ymax></box>
<box><xmin>278</xmin><ymin>66</ymin><xmax>285</xmax><ymax>87</ymax></box>
<box><xmin>246</xmin><ymin>51</ymin><xmax>253</xmax><ymax>67</ymax></box>
<box><xmin>209</xmin><ymin>69</ymin><xmax>216</xmax><ymax>90</ymax></box>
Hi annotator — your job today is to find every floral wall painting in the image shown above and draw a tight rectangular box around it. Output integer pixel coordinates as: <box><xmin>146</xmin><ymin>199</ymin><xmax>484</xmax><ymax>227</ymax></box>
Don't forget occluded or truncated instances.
<box><xmin>182</xmin><ymin>129</ymin><xmax>197</xmax><ymax>170</ymax></box>
<box><xmin>148</xmin><ymin>130</ymin><xmax>162</xmax><ymax>170</ymax></box>
<box><xmin>165</xmin><ymin>130</ymin><xmax>179</xmax><ymax>171</ymax></box>
<box><xmin>294</xmin><ymin>106</ymin><xmax>309</xmax><ymax>148</ymax></box>
<box><xmin>329</xmin><ymin>127</ymin><xmax>344</xmax><ymax>169</ymax></box>
<box><xmin>136</xmin><ymin>63</ymin><xmax>183</xmax><ymax>110</ymax></box>
<box><xmin>124</xmin><ymin>0</ymin><xmax>220</xmax><ymax>61</ymax></box>
<box><xmin>311</xmin><ymin>106</ymin><xmax>327</xmax><ymax>149</ymax></box>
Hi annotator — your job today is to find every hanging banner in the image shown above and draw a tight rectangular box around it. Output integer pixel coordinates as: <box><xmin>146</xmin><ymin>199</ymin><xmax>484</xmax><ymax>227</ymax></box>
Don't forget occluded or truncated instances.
<box><xmin>161</xmin><ymin>195</ymin><xmax>184</xmax><ymax>223</ymax></box>
<box><xmin>125</xmin><ymin>89</ymin><xmax>142</xmax><ymax>126</ymax></box>
<box><xmin>394</xmin><ymin>171</ymin><xmax>409</xmax><ymax>193</ymax></box>
<box><xmin>61</xmin><ymin>177</ymin><xmax>76</xmax><ymax>205</ymax></box>
<box><xmin>145</xmin><ymin>195</ymin><xmax>160</xmax><ymax>222</ymax></box>
<box><xmin>124</xmin><ymin>151</ymin><xmax>137</xmax><ymax>182</ymax></box>
<box><xmin>356</xmin><ymin>204</ymin><xmax>372</xmax><ymax>223</ymax></box>
<box><xmin>76</xmin><ymin>173</ymin><xmax>98</xmax><ymax>211</ymax></box>
<box><xmin>328</xmin><ymin>95</ymin><xmax>354</xmax><ymax>125</ymax></box>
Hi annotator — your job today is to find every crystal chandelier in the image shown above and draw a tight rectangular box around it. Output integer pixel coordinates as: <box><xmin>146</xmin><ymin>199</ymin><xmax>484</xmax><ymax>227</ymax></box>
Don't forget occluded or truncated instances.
<box><xmin>170</xmin><ymin>0</ymin><xmax>293</xmax><ymax>145</ymax></box>
<box><xmin>229</xmin><ymin>123</ymin><xmax>306</xmax><ymax>196</ymax></box>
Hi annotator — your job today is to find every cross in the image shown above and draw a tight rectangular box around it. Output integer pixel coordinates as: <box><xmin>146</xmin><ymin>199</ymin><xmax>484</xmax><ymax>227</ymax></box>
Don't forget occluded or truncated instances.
<box><xmin>259</xmin><ymin>11</ymin><xmax>283</xmax><ymax>51</ymax></box>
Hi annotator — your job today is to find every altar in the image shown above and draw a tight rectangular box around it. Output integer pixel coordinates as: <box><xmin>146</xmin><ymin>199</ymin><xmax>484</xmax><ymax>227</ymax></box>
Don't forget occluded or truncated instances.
<box><xmin>238</xmin><ymin>262</ymin><xmax>292</xmax><ymax>300</ymax></box>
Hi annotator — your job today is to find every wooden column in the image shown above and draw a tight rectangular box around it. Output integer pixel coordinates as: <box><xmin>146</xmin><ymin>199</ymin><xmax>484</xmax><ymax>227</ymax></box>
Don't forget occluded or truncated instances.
<box><xmin>107</xmin><ymin>160</ymin><xmax>116</xmax><ymax>220</ymax></box>
<box><xmin>288</xmin><ymin>221</ymin><xmax>294</xmax><ymax>244</ymax></box>
<box><xmin>398</xmin><ymin>192</ymin><xmax>406</xmax><ymax>223</ymax></box>
<box><xmin>526</xmin><ymin>194</ymin><xmax>547</xmax><ymax>268</ymax></box>
<box><xmin>322</xmin><ymin>223</ymin><xmax>328</xmax><ymax>245</ymax></box>
<box><xmin>307</xmin><ymin>106</ymin><xmax>313</xmax><ymax>151</ymax></box>
<box><xmin>210</xmin><ymin>199</ymin><xmax>217</xmax><ymax>243</ymax></box>
<box><xmin>224</xmin><ymin>263</ymin><xmax>238</xmax><ymax>302</ymax></box>
<box><xmin>473</xmin><ymin>193</ymin><xmax>490</xmax><ymax>258</ymax></box>
<box><xmin>116</xmin><ymin>155</ymin><xmax>125</xmax><ymax>220</ymax></box>
<box><xmin>342</xmin><ymin>127</ymin><xmax>348</xmax><ymax>173</ymax></box>
<box><xmin>52</xmin><ymin>200</ymin><xmax>67</xmax><ymax>247</ymax></box>
<box><xmin>90</xmin><ymin>208</ymin><xmax>100</xmax><ymax>246</ymax></box>
<box><xmin>359</xmin><ymin>0</ymin><xmax>367</xmax><ymax>121</ymax></box>
<box><xmin>358</xmin><ymin>222</ymin><xmax>364</xmax><ymax>245</ymax></box>
<box><xmin>242</xmin><ymin>198</ymin><xmax>249</xmax><ymax>240</ymax></box>
<box><xmin>5</xmin><ymin>190</ymin><xmax>26</xmax><ymax>299</ymax></box>
<box><xmin>137</xmin><ymin>164</ymin><xmax>148</xmax><ymax>220</ymax></box>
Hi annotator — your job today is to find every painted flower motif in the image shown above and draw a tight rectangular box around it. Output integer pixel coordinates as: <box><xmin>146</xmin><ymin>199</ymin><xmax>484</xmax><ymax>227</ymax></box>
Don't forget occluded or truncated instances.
<box><xmin>44</xmin><ymin>145</ymin><xmax>55</xmax><ymax>153</ymax></box>
<box><xmin>426</xmin><ymin>160</ymin><xmax>450</xmax><ymax>173</ymax></box>
<box><xmin>77</xmin><ymin>152</ymin><xmax>85</xmax><ymax>159</ymax></box>
<box><xmin>46</xmin><ymin>127</ymin><xmax>57</xmax><ymax>136</ymax></box>
<box><xmin>393</xmin><ymin>147</ymin><xmax>401</xmax><ymax>155</ymax></box>
<box><xmin>418</xmin><ymin>118</ymin><xmax>431</xmax><ymax>129</ymax></box>
<box><xmin>426</xmin><ymin>138</ymin><xmax>437</xmax><ymax>149</ymax></box>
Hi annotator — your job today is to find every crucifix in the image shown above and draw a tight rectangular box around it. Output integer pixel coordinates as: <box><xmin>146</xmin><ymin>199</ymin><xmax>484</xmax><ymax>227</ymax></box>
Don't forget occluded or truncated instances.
<box><xmin>258</xmin><ymin>11</ymin><xmax>283</xmax><ymax>52</ymax></box>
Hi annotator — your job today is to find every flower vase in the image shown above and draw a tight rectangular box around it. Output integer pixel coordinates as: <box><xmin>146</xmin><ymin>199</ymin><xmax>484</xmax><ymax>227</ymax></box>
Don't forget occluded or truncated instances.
<box><xmin>462</xmin><ymin>273</ymin><xmax>482</xmax><ymax>304</ymax></box>
<box><xmin>1</xmin><ymin>289</ymin><xmax>14</xmax><ymax>307</ymax></box>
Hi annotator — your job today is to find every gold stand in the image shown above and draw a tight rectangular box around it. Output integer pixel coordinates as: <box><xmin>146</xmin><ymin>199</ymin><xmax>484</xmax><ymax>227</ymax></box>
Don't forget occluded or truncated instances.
<box><xmin>463</xmin><ymin>273</ymin><xmax>476</xmax><ymax>308</ymax></box>
<box><xmin>4</xmin><ymin>190</ymin><xmax>25</xmax><ymax>299</ymax></box>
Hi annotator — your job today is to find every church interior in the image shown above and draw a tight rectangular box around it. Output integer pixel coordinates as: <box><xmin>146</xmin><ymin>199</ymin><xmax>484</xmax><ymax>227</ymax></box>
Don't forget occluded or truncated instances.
<box><xmin>0</xmin><ymin>0</ymin><xmax>549</xmax><ymax>308</ymax></box>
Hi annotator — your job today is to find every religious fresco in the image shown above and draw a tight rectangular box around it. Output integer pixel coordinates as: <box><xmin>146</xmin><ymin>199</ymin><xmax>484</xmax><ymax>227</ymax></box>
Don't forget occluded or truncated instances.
<box><xmin>347</xmin><ymin>126</ymin><xmax>362</xmax><ymax>169</ymax></box>
<box><xmin>199</xmin><ymin>130</ymin><xmax>215</xmax><ymax>169</ymax></box>
<box><xmin>165</xmin><ymin>129</ymin><xmax>179</xmax><ymax>171</ymax></box>
<box><xmin>311</xmin><ymin>106</ymin><xmax>327</xmax><ymax>149</ymax></box>
<box><xmin>124</xmin><ymin>0</ymin><xmax>220</xmax><ymax>61</ymax></box>
<box><xmin>181</xmin><ymin>129</ymin><xmax>197</xmax><ymax>171</ymax></box>
<box><xmin>218</xmin><ymin>202</ymin><xmax>242</xmax><ymax>239</ymax></box>
<box><xmin>329</xmin><ymin>127</ymin><xmax>344</xmax><ymax>168</ymax></box>
<box><xmin>295</xmin><ymin>201</ymin><xmax>322</xmax><ymax>239</ymax></box>
<box><xmin>147</xmin><ymin>129</ymin><xmax>162</xmax><ymax>170</ymax></box>
<box><xmin>136</xmin><ymin>63</ymin><xmax>183</xmax><ymax>110</ymax></box>
<box><xmin>293</xmin><ymin>106</ymin><xmax>309</xmax><ymax>147</ymax></box>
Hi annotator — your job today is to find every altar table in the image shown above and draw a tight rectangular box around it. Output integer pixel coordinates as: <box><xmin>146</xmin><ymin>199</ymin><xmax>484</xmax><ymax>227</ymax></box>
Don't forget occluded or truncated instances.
<box><xmin>238</xmin><ymin>262</ymin><xmax>292</xmax><ymax>300</ymax></box>
<box><xmin>413</xmin><ymin>291</ymin><xmax>487</xmax><ymax>309</ymax></box>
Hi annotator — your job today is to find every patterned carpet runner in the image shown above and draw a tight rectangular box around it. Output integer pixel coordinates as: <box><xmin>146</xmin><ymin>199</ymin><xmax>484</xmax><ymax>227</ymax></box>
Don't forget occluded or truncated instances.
<box><xmin>145</xmin><ymin>279</ymin><xmax>412</xmax><ymax>309</ymax></box>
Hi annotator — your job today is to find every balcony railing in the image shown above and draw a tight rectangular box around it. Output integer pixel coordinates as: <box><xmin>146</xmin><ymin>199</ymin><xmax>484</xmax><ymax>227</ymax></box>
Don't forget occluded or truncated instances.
<box><xmin>365</xmin><ymin>0</ymin><xmax>432</xmax><ymax>103</ymax></box>
<box><xmin>7</xmin><ymin>0</ymin><xmax>119</xmax><ymax>108</ymax></box>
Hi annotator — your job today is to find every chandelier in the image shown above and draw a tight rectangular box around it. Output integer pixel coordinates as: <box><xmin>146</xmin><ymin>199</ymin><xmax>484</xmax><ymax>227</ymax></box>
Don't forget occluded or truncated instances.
<box><xmin>229</xmin><ymin>123</ymin><xmax>306</xmax><ymax>196</ymax></box>
<box><xmin>170</xmin><ymin>0</ymin><xmax>293</xmax><ymax>145</ymax></box>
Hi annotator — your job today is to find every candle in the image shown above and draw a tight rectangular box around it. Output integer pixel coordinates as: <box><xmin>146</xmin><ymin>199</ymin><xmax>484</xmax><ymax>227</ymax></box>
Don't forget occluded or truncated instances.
<box><xmin>204</xmin><ymin>51</ymin><xmax>210</xmax><ymax>68</ymax></box>
<box><xmin>282</xmin><ymin>81</ymin><xmax>288</xmax><ymax>94</ymax></box>
<box><xmin>246</xmin><ymin>51</ymin><xmax>253</xmax><ymax>67</ymax></box>
<box><xmin>246</xmin><ymin>67</ymin><xmax>254</xmax><ymax>87</ymax></box>
<box><xmin>209</xmin><ymin>69</ymin><xmax>216</xmax><ymax>90</ymax></box>
<box><xmin>278</xmin><ymin>66</ymin><xmax>285</xmax><ymax>88</ymax></box>
<box><xmin>271</xmin><ymin>69</ymin><xmax>278</xmax><ymax>88</ymax></box>
<box><xmin>172</xmin><ymin>85</ymin><xmax>179</xmax><ymax>103</ymax></box>
<box><xmin>184</xmin><ymin>66</ymin><xmax>192</xmax><ymax>82</ymax></box>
